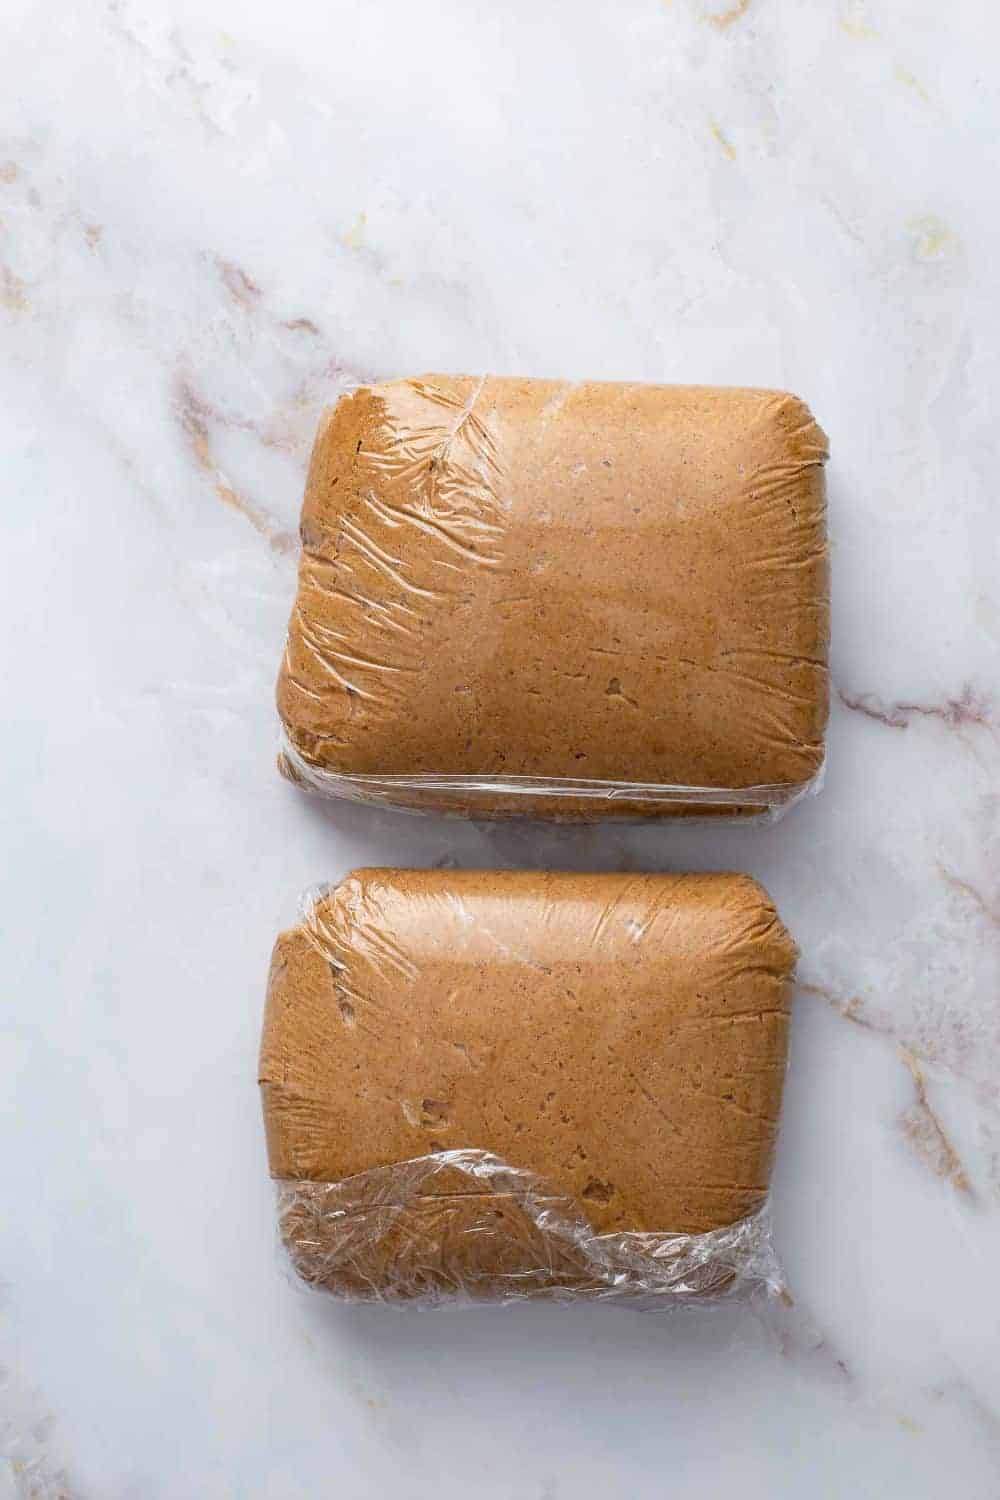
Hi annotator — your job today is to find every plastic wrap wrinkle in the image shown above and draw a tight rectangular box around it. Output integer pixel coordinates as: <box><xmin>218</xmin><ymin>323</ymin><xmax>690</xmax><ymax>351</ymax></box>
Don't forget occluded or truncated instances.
<box><xmin>276</xmin><ymin>377</ymin><xmax>830</xmax><ymax>820</ymax></box>
<box><xmin>276</xmin><ymin>1152</ymin><xmax>782</xmax><ymax>1306</ymax></box>
<box><xmin>278</xmin><ymin>733</ymin><xmax>824</xmax><ymax>813</ymax></box>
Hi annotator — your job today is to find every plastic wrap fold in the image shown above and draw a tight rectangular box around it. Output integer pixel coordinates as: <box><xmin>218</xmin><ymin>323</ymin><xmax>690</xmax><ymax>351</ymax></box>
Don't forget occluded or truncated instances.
<box><xmin>276</xmin><ymin>1153</ymin><xmax>781</xmax><ymax>1306</ymax></box>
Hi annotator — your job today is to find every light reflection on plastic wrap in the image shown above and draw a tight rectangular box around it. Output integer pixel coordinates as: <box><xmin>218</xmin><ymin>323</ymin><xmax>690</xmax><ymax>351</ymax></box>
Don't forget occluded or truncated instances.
<box><xmin>276</xmin><ymin>1151</ymin><xmax>782</xmax><ymax>1308</ymax></box>
<box><xmin>278</xmin><ymin>730</ymin><xmax>825</xmax><ymax>819</ymax></box>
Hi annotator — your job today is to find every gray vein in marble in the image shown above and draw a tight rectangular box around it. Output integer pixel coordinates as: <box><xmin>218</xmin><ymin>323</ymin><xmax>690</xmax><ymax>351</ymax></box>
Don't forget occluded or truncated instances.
<box><xmin>926</xmin><ymin>1376</ymin><xmax>1000</xmax><ymax>1451</ymax></box>
<box><xmin>106</xmin><ymin>0</ymin><xmax>238</xmax><ymax>140</ymax></box>
<box><xmin>818</xmin><ymin>189</ymin><xmax>867</xmax><ymax>248</ymax></box>
<box><xmin>173</xmin><ymin>373</ymin><xmax>297</xmax><ymax>555</ymax></box>
<box><xmin>836</xmin><ymin>683</ymin><xmax>994</xmax><ymax>735</ymax></box>
<box><xmin>762</xmin><ymin>1292</ymin><xmax>1000</xmax><ymax>1448</ymax></box>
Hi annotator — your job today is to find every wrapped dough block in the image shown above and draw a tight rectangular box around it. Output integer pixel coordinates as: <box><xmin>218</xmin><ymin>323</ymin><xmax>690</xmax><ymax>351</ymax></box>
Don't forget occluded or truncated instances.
<box><xmin>277</xmin><ymin>376</ymin><xmax>829</xmax><ymax>819</ymax></box>
<box><xmin>259</xmin><ymin>869</ymin><xmax>797</xmax><ymax>1305</ymax></box>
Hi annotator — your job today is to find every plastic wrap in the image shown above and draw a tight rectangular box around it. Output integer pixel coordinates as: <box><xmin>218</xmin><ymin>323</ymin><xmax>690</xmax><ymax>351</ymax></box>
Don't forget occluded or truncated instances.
<box><xmin>276</xmin><ymin>1155</ymin><xmax>781</xmax><ymax>1306</ymax></box>
<box><xmin>276</xmin><ymin>376</ymin><xmax>829</xmax><ymax>821</ymax></box>
<box><xmin>260</xmin><ymin>869</ymin><xmax>796</xmax><ymax>1308</ymax></box>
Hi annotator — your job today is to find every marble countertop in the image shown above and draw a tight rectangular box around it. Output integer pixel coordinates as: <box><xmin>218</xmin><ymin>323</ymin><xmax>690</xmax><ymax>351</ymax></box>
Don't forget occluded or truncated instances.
<box><xmin>4</xmin><ymin>0</ymin><xmax>1000</xmax><ymax>1495</ymax></box>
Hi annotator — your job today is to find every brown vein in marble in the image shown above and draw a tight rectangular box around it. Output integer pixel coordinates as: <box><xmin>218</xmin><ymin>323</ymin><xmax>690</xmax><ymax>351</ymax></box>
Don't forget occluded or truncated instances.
<box><xmin>837</xmin><ymin>683</ymin><xmax>994</xmax><ymax>734</ymax></box>
<box><xmin>180</xmin><ymin>369</ymin><xmax>300</xmax><ymax>456</ymax></box>
<box><xmin>763</xmin><ymin>1286</ymin><xmax>854</xmax><ymax>1389</ymax></box>
<box><xmin>801</xmin><ymin>977</ymin><xmax>1000</xmax><ymax>1100</ymax></box>
<box><xmin>335</xmin><ymin>210</ymin><xmax>394</xmax><ymax>279</ymax></box>
<box><xmin>213</xmin><ymin>260</ymin><xmax>324</xmax><ymax>344</ymax></box>
<box><xmin>894</xmin><ymin>64</ymin><xmax>931</xmax><ymax>104</ymax></box>
<box><xmin>770</xmin><ymin>1287</ymin><xmax>1000</xmax><ymax>1439</ymax></box>
<box><xmin>1</xmin><ymin>265</ymin><xmax>28</xmax><ymax>311</ymax></box>
<box><xmin>341</xmin><ymin>211</ymin><xmax>367</xmax><ymax>250</ymax></box>
<box><xmin>1</xmin><ymin>151</ymin><xmax>105</xmax><ymax>301</ymax></box>
<box><xmin>708</xmin><ymin>118</ymin><xmax>736</xmax><ymax>160</ymax></box>
<box><xmin>175</xmin><ymin>376</ymin><xmax>296</xmax><ymax>556</ymax></box>
<box><xmin>937</xmin><ymin>864</ymin><xmax>1000</xmax><ymax>927</ymax></box>
<box><xmin>839</xmin><ymin>15</ymin><xmax>878</xmax><ymax>39</ymax></box>
<box><xmin>173</xmin><ymin>257</ymin><xmax>381</xmax><ymax>558</ymax></box>
<box><xmin>898</xmin><ymin>1050</ymin><xmax>973</xmax><ymax>1196</ymax></box>
<box><xmin>0</xmin><ymin>1351</ymin><xmax>83</xmax><ymax>1500</ymax></box>
<box><xmin>705</xmin><ymin>0</ymin><xmax>751</xmax><ymax>28</ymax></box>
<box><xmin>799</xmin><ymin>981</ymin><xmax>985</xmax><ymax>1194</ymax></box>
<box><xmin>908</xmin><ymin>215</ymin><xmax>962</xmax><ymax>262</ymax></box>
<box><xmin>797</xmin><ymin>981</ymin><xmax>878</xmax><ymax>1033</ymax></box>
<box><xmin>217</xmin><ymin>258</ymin><xmax>262</xmax><ymax>306</ymax></box>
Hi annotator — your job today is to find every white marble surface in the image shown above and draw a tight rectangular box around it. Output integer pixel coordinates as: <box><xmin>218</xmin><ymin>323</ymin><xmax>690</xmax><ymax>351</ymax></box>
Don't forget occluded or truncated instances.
<box><xmin>4</xmin><ymin>0</ymin><xmax>1000</xmax><ymax>1494</ymax></box>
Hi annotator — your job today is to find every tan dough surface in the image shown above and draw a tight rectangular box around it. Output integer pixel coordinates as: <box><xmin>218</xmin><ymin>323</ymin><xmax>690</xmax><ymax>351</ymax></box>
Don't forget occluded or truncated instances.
<box><xmin>260</xmin><ymin>870</ymin><xmax>796</xmax><ymax>1294</ymax></box>
<box><xmin>277</xmin><ymin>377</ymin><xmax>829</xmax><ymax>818</ymax></box>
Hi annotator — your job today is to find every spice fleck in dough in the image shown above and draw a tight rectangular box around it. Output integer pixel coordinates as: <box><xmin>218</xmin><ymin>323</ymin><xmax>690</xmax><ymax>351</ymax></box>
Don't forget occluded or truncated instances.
<box><xmin>260</xmin><ymin>869</ymin><xmax>797</xmax><ymax>1300</ymax></box>
<box><xmin>277</xmin><ymin>377</ymin><xmax>829</xmax><ymax>818</ymax></box>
